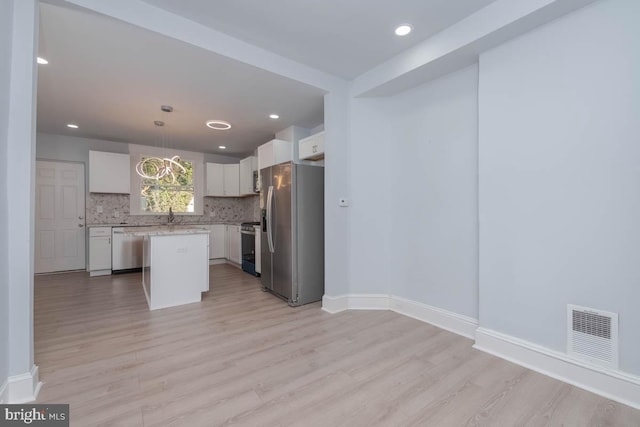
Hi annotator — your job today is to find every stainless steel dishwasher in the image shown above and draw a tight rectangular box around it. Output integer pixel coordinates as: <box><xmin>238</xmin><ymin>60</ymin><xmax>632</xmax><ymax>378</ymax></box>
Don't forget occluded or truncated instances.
<box><xmin>111</xmin><ymin>227</ymin><xmax>144</xmax><ymax>273</ymax></box>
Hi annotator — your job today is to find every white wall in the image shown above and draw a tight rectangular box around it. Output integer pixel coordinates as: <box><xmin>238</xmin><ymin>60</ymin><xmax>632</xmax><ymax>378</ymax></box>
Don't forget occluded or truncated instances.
<box><xmin>389</xmin><ymin>65</ymin><xmax>479</xmax><ymax>318</ymax></box>
<box><xmin>345</xmin><ymin>64</ymin><xmax>479</xmax><ymax>313</ymax></box>
<box><xmin>0</xmin><ymin>0</ymin><xmax>15</xmax><ymax>391</ymax></box>
<box><xmin>347</xmin><ymin>96</ymin><xmax>393</xmax><ymax>294</ymax></box>
<box><xmin>479</xmin><ymin>0</ymin><xmax>640</xmax><ymax>375</ymax></box>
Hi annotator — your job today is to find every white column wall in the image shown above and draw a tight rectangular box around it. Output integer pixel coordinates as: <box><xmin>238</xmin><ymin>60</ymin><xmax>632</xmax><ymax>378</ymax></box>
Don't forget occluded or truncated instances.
<box><xmin>346</xmin><ymin>96</ymin><xmax>393</xmax><ymax>294</ymax></box>
<box><xmin>0</xmin><ymin>0</ymin><xmax>16</xmax><ymax>391</ymax></box>
<box><xmin>344</xmin><ymin>64</ymin><xmax>479</xmax><ymax>314</ymax></box>
<box><xmin>6</xmin><ymin>0</ymin><xmax>38</xmax><ymax>381</ymax></box>
<box><xmin>323</xmin><ymin>89</ymin><xmax>352</xmax><ymax>296</ymax></box>
<box><xmin>388</xmin><ymin>65</ymin><xmax>479</xmax><ymax>318</ymax></box>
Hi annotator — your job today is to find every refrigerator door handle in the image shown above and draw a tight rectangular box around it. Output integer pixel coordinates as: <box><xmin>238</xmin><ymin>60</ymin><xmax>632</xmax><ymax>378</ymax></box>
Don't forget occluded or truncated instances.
<box><xmin>266</xmin><ymin>185</ymin><xmax>275</xmax><ymax>253</ymax></box>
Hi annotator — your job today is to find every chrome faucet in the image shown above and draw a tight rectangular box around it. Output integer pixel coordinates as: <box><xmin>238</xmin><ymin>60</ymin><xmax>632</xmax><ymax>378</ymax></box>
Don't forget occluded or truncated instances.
<box><xmin>168</xmin><ymin>207</ymin><xmax>175</xmax><ymax>224</ymax></box>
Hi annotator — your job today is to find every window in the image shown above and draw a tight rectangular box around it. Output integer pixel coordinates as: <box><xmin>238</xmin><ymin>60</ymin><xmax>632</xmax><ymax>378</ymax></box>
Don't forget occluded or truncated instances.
<box><xmin>129</xmin><ymin>144</ymin><xmax>204</xmax><ymax>215</ymax></box>
<box><xmin>139</xmin><ymin>157</ymin><xmax>194</xmax><ymax>213</ymax></box>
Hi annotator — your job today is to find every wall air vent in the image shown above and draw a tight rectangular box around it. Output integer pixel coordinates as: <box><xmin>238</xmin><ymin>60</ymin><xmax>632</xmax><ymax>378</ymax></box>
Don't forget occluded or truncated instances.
<box><xmin>567</xmin><ymin>304</ymin><xmax>618</xmax><ymax>369</ymax></box>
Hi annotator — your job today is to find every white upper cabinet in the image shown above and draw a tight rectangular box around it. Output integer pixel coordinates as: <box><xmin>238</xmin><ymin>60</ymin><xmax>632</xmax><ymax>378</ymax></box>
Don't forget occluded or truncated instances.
<box><xmin>299</xmin><ymin>131</ymin><xmax>325</xmax><ymax>161</ymax></box>
<box><xmin>258</xmin><ymin>139</ymin><xmax>291</xmax><ymax>170</ymax></box>
<box><xmin>223</xmin><ymin>164</ymin><xmax>240</xmax><ymax>196</ymax></box>
<box><xmin>239</xmin><ymin>156</ymin><xmax>256</xmax><ymax>196</ymax></box>
<box><xmin>205</xmin><ymin>163</ymin><xmax>224</xmax><ymax>196</ymax></box>
<box><xmin>89</xmin><ymin>151</ymin><xmax>130</xmax><ymax>194</ymax></box>
<box><xmin>206</xmin><ymin>162</ymin><xmax>240</xmax><ymax>197</ymax></box>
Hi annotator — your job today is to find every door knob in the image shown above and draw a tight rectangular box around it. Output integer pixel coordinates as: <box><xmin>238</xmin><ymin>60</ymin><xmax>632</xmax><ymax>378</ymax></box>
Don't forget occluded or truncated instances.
<box><xmin>78</xmin><ymin>224</ymin><xmax>84</xmax><ymax>227</ymax></box>
<box><xmin>79</xmin><ymin>215</ymin><xmax>84</xmax><ymax>220</ymax></box>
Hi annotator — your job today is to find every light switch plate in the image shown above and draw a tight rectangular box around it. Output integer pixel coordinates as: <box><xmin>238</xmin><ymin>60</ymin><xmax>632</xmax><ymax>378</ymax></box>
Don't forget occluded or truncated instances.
<box><xmin>114</xmin><ymin>210</ymin><xmax>119</xmax><ymax>218</ymax></box>
<box><xmin>96</xmin><ymin>205</ymin><xmax>103</xmax><ymax>214</ymax></box>
<box><xmin>338</xmin><ymin>198</ymin><xmax>349</xmax><ymax>207</ymax></box>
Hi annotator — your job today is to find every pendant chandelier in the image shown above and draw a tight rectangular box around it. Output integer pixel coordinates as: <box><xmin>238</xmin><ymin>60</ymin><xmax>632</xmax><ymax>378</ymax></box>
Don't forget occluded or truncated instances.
<box><xmin>135</xmin><ymin>105</ymin><xmax>186</xmax><ymax>182</ymax></box>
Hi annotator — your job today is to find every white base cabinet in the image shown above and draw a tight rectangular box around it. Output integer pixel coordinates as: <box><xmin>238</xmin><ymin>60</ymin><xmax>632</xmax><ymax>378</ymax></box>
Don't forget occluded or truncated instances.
<box><xmin>226</xmin><ymin>225</ymin><xmax>241</xmax><ymax>264</ymax></box>
<box><xmin>208</xmin><ymin>224</ymin><xmax>226</xmax><ymax>259</ymax></box>
<box><xmin>142</xmin><ymin>233</ymin><xmax>209</xmax><ymax>310</ymax></box>
<box><xmin>89</xmin><ymin>227</ymin><xmax>112</xmax><ymax>276</ymax></box>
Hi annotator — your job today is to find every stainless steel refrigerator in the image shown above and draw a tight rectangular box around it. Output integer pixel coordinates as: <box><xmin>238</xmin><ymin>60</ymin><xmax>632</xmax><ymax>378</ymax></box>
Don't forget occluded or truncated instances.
<box><xmin>260</xmin><ymin>161</ymin><xmax>324</xmax><ymax>306</ymax></box>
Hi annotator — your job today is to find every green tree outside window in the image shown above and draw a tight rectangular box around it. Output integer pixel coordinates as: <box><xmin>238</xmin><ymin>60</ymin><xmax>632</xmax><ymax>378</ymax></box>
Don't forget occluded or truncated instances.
<box><xmin>140</xmin><ymin>158</ymin><xmax>194</xmax><ymax>213</ymax></box>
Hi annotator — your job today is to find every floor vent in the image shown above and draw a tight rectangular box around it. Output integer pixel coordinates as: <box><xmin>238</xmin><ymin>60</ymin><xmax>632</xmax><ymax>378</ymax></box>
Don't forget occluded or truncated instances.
<box><xmin>567</xmin><ymin>304</ymin><xmax>618</xmax><ymax>369</ymax></box>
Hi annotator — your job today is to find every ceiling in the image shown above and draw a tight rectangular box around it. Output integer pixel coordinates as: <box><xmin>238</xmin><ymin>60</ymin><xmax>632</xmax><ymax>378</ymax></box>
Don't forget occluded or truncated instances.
<box><xmin>140</xmin><ymin>0</ymin><xmax>498</xmax><ymax>79</ymax></box>
<box><xmin>37</xmin><ymin>0</ymin><xmax>499</xmax><ymax>157</ymax></box>
<box><xmin>37</xmin><ymin>4</ymin><xmax>326</xmax><ymax>157</ymax></box>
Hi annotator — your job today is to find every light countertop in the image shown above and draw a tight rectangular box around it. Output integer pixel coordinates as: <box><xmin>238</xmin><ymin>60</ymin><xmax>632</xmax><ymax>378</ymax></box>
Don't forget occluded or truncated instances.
<box><xmin>87</xmin><ymin>221</ymin><xmax>248</xmax><ymax>227</ymax></box>
<box><xmin>123</xmin><ymin>226</ymin><xmax>210</xmax><ymax>236</ymax></box>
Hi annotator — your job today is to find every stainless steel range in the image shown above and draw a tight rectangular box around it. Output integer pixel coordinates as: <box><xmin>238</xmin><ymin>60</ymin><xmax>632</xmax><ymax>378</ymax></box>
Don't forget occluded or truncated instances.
<box><xmin>241</xmin><ymin>221</ymin><xmax>260</xmax><ymax>276</ymax></box>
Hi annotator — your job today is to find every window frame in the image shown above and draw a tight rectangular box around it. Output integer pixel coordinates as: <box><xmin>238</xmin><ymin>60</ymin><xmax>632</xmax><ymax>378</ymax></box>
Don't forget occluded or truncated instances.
<box><xmin>129</xmin><ymin>144</ymin><xmax>204</xmax><ymax>216</ymax></box>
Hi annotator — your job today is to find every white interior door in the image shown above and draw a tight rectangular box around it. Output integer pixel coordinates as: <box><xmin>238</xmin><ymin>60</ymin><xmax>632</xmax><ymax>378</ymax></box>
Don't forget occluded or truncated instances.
<box><xmin>35</xmin><ymin>161</ymin><xmax>86</xmax><ymax>273</ymax></box>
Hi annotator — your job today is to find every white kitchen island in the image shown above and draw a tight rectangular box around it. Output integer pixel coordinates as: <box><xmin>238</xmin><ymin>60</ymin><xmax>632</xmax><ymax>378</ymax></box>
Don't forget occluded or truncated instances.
<box><xmin>125</xmin><ymin>226</ymin><xmax>210</xmax><ymax>311</ymax></box>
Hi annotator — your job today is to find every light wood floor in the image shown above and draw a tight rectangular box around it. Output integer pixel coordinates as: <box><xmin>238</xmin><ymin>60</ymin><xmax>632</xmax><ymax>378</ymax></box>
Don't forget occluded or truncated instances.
<box><xmin>35</xmin><ymin>265</ymin><xmax>639</xmax><ymax>426</ymax></box>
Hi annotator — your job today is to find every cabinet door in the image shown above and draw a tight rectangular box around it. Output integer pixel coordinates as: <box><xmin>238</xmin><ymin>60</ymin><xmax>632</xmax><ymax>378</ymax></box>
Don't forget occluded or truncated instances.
<box><xmin>299</xmin><ymin>131</ymin><xmax>325</xmax><ymax>160</ymax></box>
<box><xmin>227</xmin><ymin>225</ymin><xmax>241</xmax><ymax>264</ymax></box>
<box><xmin>209</xmin><ymin>225</ymin><xmax>226</xmax><ymax>259</ymax></box>
<box><xmin>223</xmin><ymin>164</ymin><xmax>240</xmax><ymax>196</ymax></box>
<box><xmin>89</xmin><ymin>237</ymin><xmax>111</xmax><ymax>271</ymax></box>
<box><xmin>239</xmin><ymin>157</ymin><xmax>255</xmax><ymax>196</ymax></box>
<box><xmin>89</xmin><ymin>151</ymin><xmax>130</xmax><ymax>194</ymax></box>
<box><xmin>273</xmin><ymin>139</ymin><xmax>292</xmax><ymax>165</ymax></box>
<box><xmin>258</xmin><ymin>142</ymin><xmax>274</xmax><ymax>171</ymax></box>
<box><xmin>205</xmin><ymin>163</ymin><xmax>224</xmax><ymax>196</ymax></box>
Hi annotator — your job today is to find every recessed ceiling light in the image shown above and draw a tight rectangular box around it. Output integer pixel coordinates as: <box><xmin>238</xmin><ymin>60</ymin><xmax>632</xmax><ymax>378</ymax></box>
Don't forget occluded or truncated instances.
<box><xmin>66</xmin><ymin>123</ymin><xmax>78</xmax><ymax>129</ymax></box>
<box><xmin>269</xmin><ymin>114</ymin><xmax>280</xmax><ymax>119</ymax></box>
<box><xmin>206</xmin><ymin>120</ymin><xmax>232</xmax><ymax>130</ymax></box>
<box><xmin>37</xmin><ymin>57</ymin><xmax>48</xmax><ymax>65</ymax></box>
<box><xmin>395</xmin><ymin>24</ymin><xmax>412</xmax><ymax>36</ymax></box>
<box><xmin>218</xmin><ymin>145</ymin><xmax>226</xmax><ymax>150</ymax></box>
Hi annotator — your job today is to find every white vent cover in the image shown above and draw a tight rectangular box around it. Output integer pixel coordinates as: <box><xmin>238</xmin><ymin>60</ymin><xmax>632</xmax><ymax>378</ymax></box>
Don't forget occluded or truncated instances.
<box><xmin>567</xmin><ymin>304</ymin><xmax>618</xmax><ymax>369</ymax></box>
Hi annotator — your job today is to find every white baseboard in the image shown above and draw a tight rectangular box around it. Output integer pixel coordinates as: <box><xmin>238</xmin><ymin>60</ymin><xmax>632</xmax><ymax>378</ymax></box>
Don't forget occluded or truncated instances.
<box><xmin>390</xmin><ymin>296</ymin><xmax>478</xmax><ymax>339</ymax></box>
<box><xmin>474</xmin><ymin>327</ymin><xmax>640</xmax><ymax>410</ymax></box>
<box><xmin>3</xmin><ymin>365</ymin><xmax>41</xmax><ymax>404</ymax></box>
<box><xmin>322</xmin><ymin>294</ymin><xmax>389</xmax><ymax>313</ymax></box>
<box><xmin>208</xmin><ymin>259</ymin><xmax>227</xmax><ymax>266</ymax></box>
<box><xmin>322</xmin><ymin>294</ymin><xmax>477</xmax><ymax>339</ymax></box>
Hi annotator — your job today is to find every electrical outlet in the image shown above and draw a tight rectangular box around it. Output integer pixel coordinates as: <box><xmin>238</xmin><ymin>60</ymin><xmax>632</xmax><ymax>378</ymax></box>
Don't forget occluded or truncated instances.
<box><xmin>96</xmin><ymin>205</ymin><xmax>103</xmax><ymax>214</ymax></box>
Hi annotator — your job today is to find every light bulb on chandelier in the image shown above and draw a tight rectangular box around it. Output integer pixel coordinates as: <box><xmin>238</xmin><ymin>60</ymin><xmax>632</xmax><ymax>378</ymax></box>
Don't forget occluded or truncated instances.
<box><xmin>136</xmin><ymin>105</ymin><xmax>185</xmax><ymax>183</ymax></box>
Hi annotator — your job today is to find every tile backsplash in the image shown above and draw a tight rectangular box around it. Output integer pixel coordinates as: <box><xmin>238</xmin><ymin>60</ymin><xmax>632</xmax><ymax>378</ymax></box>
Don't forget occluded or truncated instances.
<box><xmin>87</xmin><ymin>193</ymin><xmax>260</xmax><ymax>225</ymax></box>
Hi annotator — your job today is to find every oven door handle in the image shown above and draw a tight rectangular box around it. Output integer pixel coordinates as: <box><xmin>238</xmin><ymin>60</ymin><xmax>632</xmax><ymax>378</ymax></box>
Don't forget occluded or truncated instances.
<box><xmin>240</xmin><ymin>230</ymin><xmax>255</xmax><ymax>235</ymax></box>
